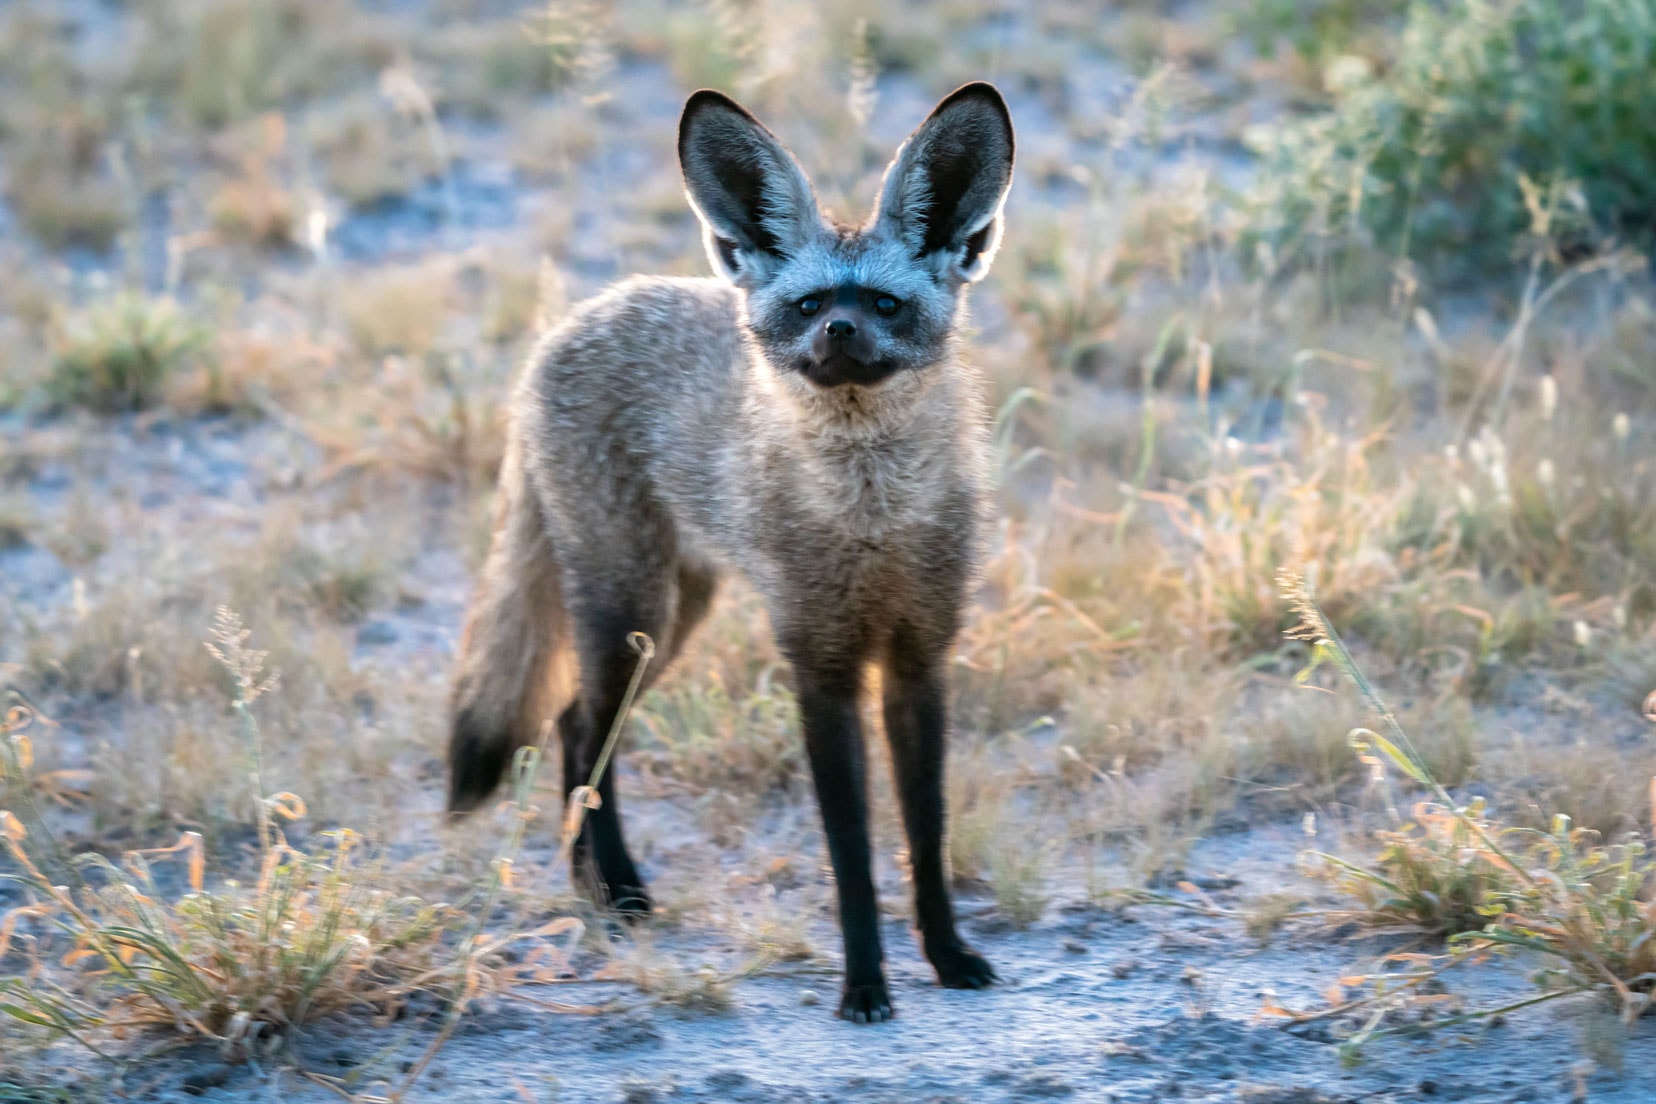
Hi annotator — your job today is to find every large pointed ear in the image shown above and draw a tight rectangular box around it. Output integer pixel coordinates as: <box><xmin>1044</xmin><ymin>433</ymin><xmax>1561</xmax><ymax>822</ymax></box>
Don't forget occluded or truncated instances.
<box><xmin>678</xmin><ymin>90</ymin><xmax>822</xmax><ymax>287</ymax></box>
<box><xmin>875</xmin><ymin>82</ymin><xmax>1015</xmax><ymax>283</ymax></box>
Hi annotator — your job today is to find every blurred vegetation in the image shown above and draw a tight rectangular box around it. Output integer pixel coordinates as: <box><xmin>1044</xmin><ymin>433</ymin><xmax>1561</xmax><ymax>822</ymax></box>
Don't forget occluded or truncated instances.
<box><xmin>48</xmin><ymin>294</ymin><xmax>211</xmax><ymax>413</ymax></box>
<box><xmin>1248</xmin><ymin>0</ymin><xmax>1656</xmax><ymax>273</ymax></box>
<box><xmin>1237</xmin><ymin>0</ymin><xmax>1409</xmax><ymax>70</ymax></box>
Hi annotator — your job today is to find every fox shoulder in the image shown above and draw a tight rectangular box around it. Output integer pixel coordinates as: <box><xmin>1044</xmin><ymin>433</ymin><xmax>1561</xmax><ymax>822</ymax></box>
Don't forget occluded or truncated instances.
<box><xmin>530</xmin><ymin>275</ymin><xmax>740</xmax><ymax>368</ymax></box>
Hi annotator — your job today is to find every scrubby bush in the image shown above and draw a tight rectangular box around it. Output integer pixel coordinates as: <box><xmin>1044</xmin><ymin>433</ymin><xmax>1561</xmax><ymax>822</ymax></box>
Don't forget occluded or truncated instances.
<box><xmin>1248</xmin><ymin>0</ymin><xmax>1656</xmax><ymax>273</ymax></box>
<box><xmin>1237</xmin><ymin>0</ymin><xmax>1408</xmax><ymax>71</ymax></box>
<box><xmin>48</xmin><ymin>294</ymin><xmax>211</xmax><ymax>413</ymax></box>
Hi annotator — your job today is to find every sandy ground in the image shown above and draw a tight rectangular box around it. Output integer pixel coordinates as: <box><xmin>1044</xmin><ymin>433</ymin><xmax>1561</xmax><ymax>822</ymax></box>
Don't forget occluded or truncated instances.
<box><xmin>4</xmin><ymin>398</ymin><xmax>1652</xmax><ymax>1103</ymax></box>
<box><xmin>16</xmin><ymin>825</ymin><xmax>1656</xmax><ymax>1102</ymax></box>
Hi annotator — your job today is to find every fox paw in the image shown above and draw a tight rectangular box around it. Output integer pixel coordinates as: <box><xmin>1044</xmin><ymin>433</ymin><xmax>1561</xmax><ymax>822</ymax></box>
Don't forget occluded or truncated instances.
<box><xmin>605</xmin><ymin>884</ymin><xmax>653</xmax><ymax>921</ymax></box>
<box><xmin>576</xmin><ymin>860</ymin><xmax>653</xmax><ymax>922</ymax></box>
<box><xmin>930</xmin><ymin>944</ymin><xmax>997</xmax><ymax>989</ymax></box>
<box><xmin>839</xmin><ymin>981</ymin><xmax>894</xmax><ymax>1024</ymax></box>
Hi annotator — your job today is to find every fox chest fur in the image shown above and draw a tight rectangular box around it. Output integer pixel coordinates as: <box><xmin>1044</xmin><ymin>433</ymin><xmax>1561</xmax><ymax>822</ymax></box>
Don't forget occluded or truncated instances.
<box><xmin>736</xmin><ymin>374</ymin><xmax>989</xmax><ymax>661</ymax></box>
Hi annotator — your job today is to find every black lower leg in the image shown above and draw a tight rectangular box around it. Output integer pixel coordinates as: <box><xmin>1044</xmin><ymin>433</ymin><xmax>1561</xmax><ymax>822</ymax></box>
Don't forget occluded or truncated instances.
<box><xmin>883</xmin><ymin>657</ymin><xmax>996</xmax><ymax>989</ymax></box>
<box><xmin>560</xmin><ymin>673</ymin><xmax>650</xmax><ymax>916</ymax></box>
<box><xmin>795</xmin><ymin>669</ymin><xmax>890</xmax><ymax>1022</ymax></box>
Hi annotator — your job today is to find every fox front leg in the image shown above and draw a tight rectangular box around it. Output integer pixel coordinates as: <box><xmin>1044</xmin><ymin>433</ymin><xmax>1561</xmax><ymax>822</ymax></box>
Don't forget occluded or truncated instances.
<box><xmin>793</xmin><ymin>664</ymin><xmax>891</xmax><ymax>1022</ymax></box>
<box><xmin>882</xmin><ymin>643</ymin><xmax>996</xmax><ymax>991</ymax></box>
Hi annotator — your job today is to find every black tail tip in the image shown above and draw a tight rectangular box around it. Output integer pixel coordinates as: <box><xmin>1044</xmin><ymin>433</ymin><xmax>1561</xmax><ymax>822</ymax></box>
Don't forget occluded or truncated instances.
<box><xmin>446</xmin><ymin>708</ymin><xmax>511</xmax><ymax>818</ymax></box>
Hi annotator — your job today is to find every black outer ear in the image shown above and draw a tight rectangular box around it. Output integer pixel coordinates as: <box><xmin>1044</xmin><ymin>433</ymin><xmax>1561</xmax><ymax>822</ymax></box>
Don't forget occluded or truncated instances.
<box><xmin>678</xmin><ymin>89</ymin><xmax>820</xmax><ymax>284</ymax></box>
<box><xmin>875</xmin><ymin>81</ymin><xmax>1016</xmax><ymax>282</ymax></box>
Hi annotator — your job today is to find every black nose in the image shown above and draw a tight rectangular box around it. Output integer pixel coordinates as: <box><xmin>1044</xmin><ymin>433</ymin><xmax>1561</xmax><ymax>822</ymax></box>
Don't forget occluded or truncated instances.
<box><xmin>825</xmin><ymin>319</ymin><xmax>857</xmax><ymax>340</ymax></box>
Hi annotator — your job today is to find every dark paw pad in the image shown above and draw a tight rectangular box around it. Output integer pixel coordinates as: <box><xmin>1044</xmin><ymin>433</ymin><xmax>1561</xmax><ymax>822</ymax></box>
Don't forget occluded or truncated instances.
<box><xmin>931</xmin><ymin>945</ymin><xmax>997</xmax><ymax>989</ymax></box>
<box><xmin>839</xmin><ymin>981</ymin><xmax>894</xmax><ymax>1024</ymax></box>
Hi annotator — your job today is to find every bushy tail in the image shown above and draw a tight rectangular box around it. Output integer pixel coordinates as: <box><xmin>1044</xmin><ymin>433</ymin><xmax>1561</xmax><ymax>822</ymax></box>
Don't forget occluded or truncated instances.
<box><xmin>447</xmin><ymin>428</ymin><xmax>567</xmax><ymax>815</ymax></box>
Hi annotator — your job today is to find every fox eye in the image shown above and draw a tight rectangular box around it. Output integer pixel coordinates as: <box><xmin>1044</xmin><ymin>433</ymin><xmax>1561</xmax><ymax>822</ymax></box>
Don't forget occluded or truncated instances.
<box><xmin>874</xmin><ymin>295</ymin><xmax>901</xmax><ymax>316</ymax></box>
<box><xmin>798</xmin><ymin>296</ymin><xmax>822</xmax><ymax>317</ymax></box>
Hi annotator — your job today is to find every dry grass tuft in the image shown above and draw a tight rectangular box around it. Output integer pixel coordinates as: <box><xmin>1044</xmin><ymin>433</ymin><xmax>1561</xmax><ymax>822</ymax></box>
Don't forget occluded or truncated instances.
<box><xmin>0</xmin><ymin>619</ymin><xmax>455</xmax><ymax>1060</ymax></box>
<box><xmin>0</xmin><ymin>611</ymin><xmax>653</xmax><ymax>1088</ymax></box>
<box><xmin>1309</xmin><ymin>801</ymin><xmax>1518</xmax><ymax>937</ymax></box>
<box><xmin>47</xmin><ymin>295</ymin><xmax>211</xmax><ymax>413</ymax></box>
<box><xmin>206</xmin><ymin>114</ymin><xmax>299</xmax><ymax>248</ymax></box>
<box><xmin>1281</xmin><ymin>567</ymin><xmax>1656</xmax><ymax>1045</ymax></box>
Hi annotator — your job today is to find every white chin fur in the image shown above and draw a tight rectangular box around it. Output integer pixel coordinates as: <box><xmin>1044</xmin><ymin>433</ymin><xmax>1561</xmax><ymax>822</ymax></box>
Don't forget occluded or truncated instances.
<box><xmin>770</xmin><ymin>360</ymin><xmax>940</xmax><ymax>436</ymax></box>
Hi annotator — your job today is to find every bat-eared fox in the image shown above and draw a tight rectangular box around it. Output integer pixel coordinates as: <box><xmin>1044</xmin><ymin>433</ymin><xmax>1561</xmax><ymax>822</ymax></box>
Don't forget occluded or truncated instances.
<box><xmin>447</xmin><ymin>80</ymin><xmax>1015</xmax><ymax>1023</ymax></box>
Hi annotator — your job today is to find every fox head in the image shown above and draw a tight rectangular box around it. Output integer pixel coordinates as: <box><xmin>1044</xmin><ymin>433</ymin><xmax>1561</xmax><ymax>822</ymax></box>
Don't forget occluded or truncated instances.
<box><xmin>678</xmin><ymin>83</ymin><xmax>1014</xmax><ymax>393</ymax></box>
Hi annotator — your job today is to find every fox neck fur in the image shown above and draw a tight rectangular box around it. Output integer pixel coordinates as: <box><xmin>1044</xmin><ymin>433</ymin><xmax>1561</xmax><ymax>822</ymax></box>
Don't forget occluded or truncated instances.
<box><xmin>738</xmin><ymin>314</ymin><xmax>987</xmax><ymax>544</ymax></box>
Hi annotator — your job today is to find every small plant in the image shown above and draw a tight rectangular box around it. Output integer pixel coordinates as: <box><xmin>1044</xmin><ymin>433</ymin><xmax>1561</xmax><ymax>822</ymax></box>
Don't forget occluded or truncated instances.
<box><xmin>944</xmin><ymin>765</ymin><xmax>1052</xmax><ymax>928</ymax></box>
<box><xmin>307</xmin><ymin>93</ymin><xmax>435</xmax><ymax>210</ymax></box>
<box><xmin>426</xmin><ymin>18</ymin><xmax>575</xmax><ymax>118</ymax></box>
<box><xmin>997</xmin><ymin>67</ymin><xmax>1192</xmax><ymax>380</ymax></box>
<box><xmin>48</xmin><ymin>293</ymin><xmax>210</xmax><ymax>413</ymax></box>
<box><xmin>306</xmin><ymin>350</ymin><xmax>510</xmax><ymax>487</ymax></box>
<box><xmin>0</xmin><ymin>612</ymin><xmax>453</xmax><ymax>1059</ymax></box>
<box><xmin>999</xmin><ymin>201</ymin><xmax>1124</xmax><ymax>379</ymax></box>
<box><xmin>5</xmin><ymin>141</ymin><xmax>128</xmax><ymax>252</ymax></box>
<box><xmin>634</xmin><ymin>672</ymin><xmax>802</xmax><ymax>795</ymax></box>
<box><xmin>1310</xmin><ymin>800</ymin><xmax>1519</xmax><ymax>937</ymax></box>
<box><xmin>1479</xmin><ymin>822</ymin><xmax>1656</xmax><ymax>1018</ymax></box>
<box><xmin>986</xmin><ymin>836</ymin><xmax>1054</xmax><ymax>930</ymax></box>
<box><xmin>1154</xmin><ymin>404</ymin><xmax>1401</xmax><ymax>656</ymax></box>
<box><xmin>289</xmin><ymin>546</ymin><xmax>386</xmax><ymax>624</ymax></box>
<box><xmin>1280</xmin><ymin>566</ymin><xmax>1656</xmax><ymax>1048</ymax></box>
<box><xmin>0</xmin><ymin>613</ymin><xmax>653</xmax><ymax>1087</ymax></box>
<box><xmin>207</xmin><ymin>114</ymin><xmax>297</xmax><ymax>248</ymax></box>
<box><xmin>601</xmin><ymin>938</ymin><xmax>736</xmax><ymax>1013</ymax></box>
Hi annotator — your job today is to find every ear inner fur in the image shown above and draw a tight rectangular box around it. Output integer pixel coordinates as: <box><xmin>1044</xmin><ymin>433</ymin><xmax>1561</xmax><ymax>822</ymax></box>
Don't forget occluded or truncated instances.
<box><xmin>677</xmin><ymin>89</ymin><xmax>822</xmax><ymax>281</ymax></box>
<box><xmin>874</xmin><ymin>81</ymin><xmax>1015</xmax><ymax>281</ymax></box>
